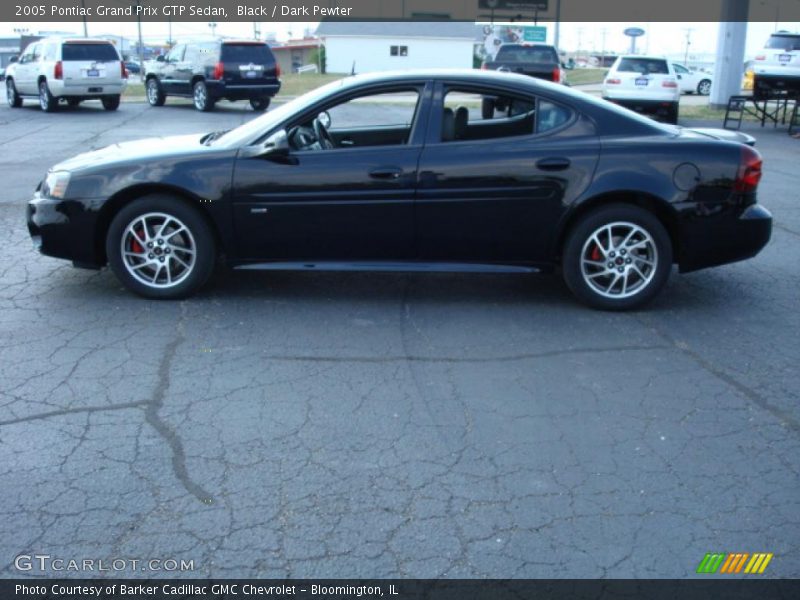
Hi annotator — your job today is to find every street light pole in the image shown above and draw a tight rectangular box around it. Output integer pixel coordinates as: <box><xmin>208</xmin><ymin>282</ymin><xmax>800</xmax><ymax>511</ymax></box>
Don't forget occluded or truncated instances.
<box><xmin>81</xmin><ymin>0</ymin><xmax>88</xmax><ymax>37</ymax></box>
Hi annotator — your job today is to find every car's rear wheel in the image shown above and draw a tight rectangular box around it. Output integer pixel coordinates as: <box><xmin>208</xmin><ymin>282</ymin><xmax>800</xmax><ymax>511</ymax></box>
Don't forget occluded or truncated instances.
<box><xmin>666</xmin><ymin>103</ymin><xmax>679</xmax><ymax>124</ymax></box>
<box><xmin>39</xmin><ymin>80</ymin><xmax>58</xmax><ymax>112</ymax></box>
<box><xmin>106</xmin><ymin>195</ymin><xmax>216</xmax><ymax>299</ymax></box>
<box><xmin>697</xmin><ymin>79</ymin><xmax>712</xmax><ymax>95</ymax></box>
<box><xmin>193</xmin><ymin>80</ymin><xmax>215</xmax><ymax>112</ymax></box>
<box><xmin>562</xmin><ymin>204</ymin><xmax>672</xmax><ymax>310</ymax></box>
<box><xmin>250</xmin><ymin>97</ymin><xmax>270</xmax><ymax>111</ymax></box>
<box><xmin>146</xmin><ymin>77</ymin><xmax>165</xmax><ymax>106</ymax></box>
<box><xmin>102</xmin><ymin>95</ymin><xmax>120</xmax><ymax>111</ymax></box>
<box><xmin>6</xmin><ymin>79</ymin><xmax>22</xmax><ymax>108</ymax></box>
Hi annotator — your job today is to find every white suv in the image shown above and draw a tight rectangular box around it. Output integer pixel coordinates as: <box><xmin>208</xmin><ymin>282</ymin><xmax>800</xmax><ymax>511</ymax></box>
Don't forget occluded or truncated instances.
<box><xmin>601</xmin><ymin>55</ymin><xmax>680</xmax><ymax>123</ymax></box>
<box><xmin>752</xmin><ymin>31</ymin><xmax>800</xmax><ymax>99</ymax></box>
<box><xmin>6</xmin><ymin>37</ymin><xmax>127</xmax><ymax>112</ymax></box>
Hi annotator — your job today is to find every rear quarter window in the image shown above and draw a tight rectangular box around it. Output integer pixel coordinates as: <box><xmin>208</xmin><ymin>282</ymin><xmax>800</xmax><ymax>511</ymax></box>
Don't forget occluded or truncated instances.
<box><xmin>62</xmin><ymin>43</ymin><xmax>119</xmax><ymax>62</ymax></box>
<box><xmin>220</xmin><ymin>44</ymin><xmax>274</xmax><ymax>64</ymax></box>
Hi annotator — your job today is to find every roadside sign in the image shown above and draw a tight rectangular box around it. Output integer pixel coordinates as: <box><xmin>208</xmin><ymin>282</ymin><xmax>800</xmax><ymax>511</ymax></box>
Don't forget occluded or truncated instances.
<box><xmin>523</xmin><ymin>27</ymin><xmax>547</xmax><ymax>42</ymax></box>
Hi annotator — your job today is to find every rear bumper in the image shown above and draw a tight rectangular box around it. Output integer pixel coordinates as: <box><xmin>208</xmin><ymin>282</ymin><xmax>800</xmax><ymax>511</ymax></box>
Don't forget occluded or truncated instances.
<box><xmin>752</xmin><ymin>72</ymin><xmax>800</xmax><ymax>92</ymax></box>
<box><xmin>51</xmin><ymin>81</ymin><xmax>127</xmax><ymax>97</ymax></box>
<box><xmin>205</xmin><ymin>80</ymin><xmax>281</xmax><ymax>100</ymax></box>
<box><xmin>28</xmin><ymin>193</ymin><xmax>103</xmax><ymax>266</ymax></box>
<box><xmin>677</xmin><ymin>203</ymin><xmax>772</xmax><ymax>273</ymax></box>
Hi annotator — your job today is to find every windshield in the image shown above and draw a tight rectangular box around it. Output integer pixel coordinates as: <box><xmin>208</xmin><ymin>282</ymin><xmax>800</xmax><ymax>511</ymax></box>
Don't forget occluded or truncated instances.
<box><xmin>495</xmin><ymin>45</ymin><xmax>558</xmax><ymax>63</ymax></box>
<box><xmin>212</xmin><ymin>77</ymin><xmax>348</xmax><ymax>147</ymax></box>
<box><xmin>765</xmin><ymin>34</ymin><xmax>800</xmax><ymax>50</ymax></box>
<box><xmin>62</xmin><ymin>43</ymin><xmax>119</xmax><ymax>61</ymax></box>
<box><xmin>616</xmin><ymin>58</ymin><xmax>669</xmax><ymax>74</ymax></box>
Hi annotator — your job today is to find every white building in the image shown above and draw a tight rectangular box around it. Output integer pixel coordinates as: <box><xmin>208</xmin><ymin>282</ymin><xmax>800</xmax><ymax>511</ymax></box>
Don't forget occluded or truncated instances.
<box><xmin>316</xmin><ymin>22</ymin><xmax>477</xmax><ymax>74</ymax></box>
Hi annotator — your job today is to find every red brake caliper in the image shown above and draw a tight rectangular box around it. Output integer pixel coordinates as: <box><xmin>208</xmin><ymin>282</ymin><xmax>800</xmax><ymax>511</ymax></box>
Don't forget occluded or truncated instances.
<box><xmin>131</xmin><ymin>229</ymin><xmax>144</xmax><ymax>254</ymax></box>
<box><xmin>590</xmin><ymin>245</ymin><xmax>602</xmax><ymax>261</ymax></box>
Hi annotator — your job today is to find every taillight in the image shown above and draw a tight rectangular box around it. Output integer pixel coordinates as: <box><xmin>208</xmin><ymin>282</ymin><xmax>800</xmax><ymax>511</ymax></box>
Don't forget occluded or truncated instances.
<box><xmin>606</xmin><ymin>78</ymin><xmax>621</xmax><ymax>84</ymax></box>
<box><xmin>121</xmin><ymin>63</ymin><xmax>127</xmax><ymax>78</ymax></box>
<box><xmin>755</xmin><ymin>55</ymin><xmax>766</xmax><ymax>61</ymax></box>
<box><xmin>662</xmin><ymin>80</ymin><xmax>678</xmax><ymax>88</ymax></box>
<box><xmin>734</xmin><ymin>145</ymin><xmax>763</xmax><ymax>193</ymax></box>
<box><xmin>481</xmin><ymin>62</ymin><xmax>488</xmax><ymax>70</ymax></box>
<box><xmin>552</xmin><ymin>66</ymin><xmax>561</xmax><ymax>83</ymax></box>
<box><xmin>275</xmin><ymin>63</ymin><xmax>281</xmax><ymax>78</ymax></box>
<box><xmin>213</xmin><ymin>62</ymin><xmax>224</xmax><ymax>80</ymax></box>
<box><xmin>54</xmin><ymin>61</ymin><xmax>63</xmax><ymax>80</ymax></box>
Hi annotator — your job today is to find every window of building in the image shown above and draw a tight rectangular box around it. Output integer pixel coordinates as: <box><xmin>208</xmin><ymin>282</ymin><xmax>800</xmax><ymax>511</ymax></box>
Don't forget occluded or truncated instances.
<box><xmin>390</xmin><ymin>45</ymin><xmax>408</xmax><ymax>57</ymax></box>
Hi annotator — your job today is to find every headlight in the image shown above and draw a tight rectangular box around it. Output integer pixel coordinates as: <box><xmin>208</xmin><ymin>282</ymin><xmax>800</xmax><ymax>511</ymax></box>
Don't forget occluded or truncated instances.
<box><xmin>43</xmin><ymin>171</ymin><xmax>71</xmax><ymax>199</ymax></box>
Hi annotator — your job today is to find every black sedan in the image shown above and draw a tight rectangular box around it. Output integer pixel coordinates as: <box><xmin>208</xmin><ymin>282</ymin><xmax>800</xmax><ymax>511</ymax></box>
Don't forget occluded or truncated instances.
<box><xmin>27</xmin><ymin>70</ymin><xmax>772</xmax><ymax>309</ymax></box>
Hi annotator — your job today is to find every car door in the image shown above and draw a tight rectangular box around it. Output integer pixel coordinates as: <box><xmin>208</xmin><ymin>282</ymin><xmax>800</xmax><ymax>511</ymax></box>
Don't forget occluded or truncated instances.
<box><xmin>173</xmin><ymin>43</ymin><xmax>198</xmax><ymax>95</ymax></box>
<box><xmin>14</xmin><ymin>43</ymin><xmax>38</xmax><ymax>95</ymax></box>
<box><xmin>160</xmin><ymin>44</ymin><xmax>185</xmax><ymax>94</ymax></box>
<box><xmin>673</xmin><ymin>63</ymin><xmax>692</xmax><ymax>93</ymax></box>
<box><xmin>415</xmin><ymin>83</ymin><xmax>600</xmax><ymax>264</ymax></box>
<box><xmin>230</xmin><ymin>82</ymin><xmax>432</xmax><ymax>262</ymax></box>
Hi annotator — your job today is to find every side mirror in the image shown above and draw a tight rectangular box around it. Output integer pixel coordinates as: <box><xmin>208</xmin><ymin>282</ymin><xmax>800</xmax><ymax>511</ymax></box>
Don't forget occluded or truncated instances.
<box><xmin>241</xmin><ymin>130</ymin><xmax>290</xmax><ymax>159</ymax></box>
<box><xmin>156</xmin><ymin>55</ymin><xmax>166</xmax><ymax>62</ymax></box>
<box><xmin>9</xmin><ymin>55</ymin><xmax>18</xmax><ymax>64</ymax></box>
<box><xmin>677</xmin><ymin>74</ymin><xmax>682</xmax><ymax>79</ymax></box>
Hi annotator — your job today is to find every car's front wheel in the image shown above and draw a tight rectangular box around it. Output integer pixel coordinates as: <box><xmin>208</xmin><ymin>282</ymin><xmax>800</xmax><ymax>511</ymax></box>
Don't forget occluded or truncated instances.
<box><xmin>106</xmin><ymin>195</ymin><xmax>216</xmax><ymax>299</ymax></box>
<box><xmin>193</xmin><ymin>80</ymin><xmax>215</xmax><ymax>112</ymax></box>
<box><xmin>6</xmin><ymin>79</ymin><xmax>22</xmax><ymax>108</ymax></box>
<box><xmin>562</xmin><ymin>204</ymin><xmax>672</xmax><ymax>310</ymax></box>
<box><xmin>146</xmin><ymin>77</ymin><xmax>165</xmax><ymax>106</ymax></box>
<box><xmin>697</xmin><ymin>79</ymin><xmax>712</xmax><ymax>95</ymax></box>
<box><xmin>250</xmin><ymin>97</ymin><xmax>270</xmax><ymax>111</ymax></box>
<box><xmin>39</xmin><ymin>80</ymin><xmax>58</xmax><ymax>112</ymax></box>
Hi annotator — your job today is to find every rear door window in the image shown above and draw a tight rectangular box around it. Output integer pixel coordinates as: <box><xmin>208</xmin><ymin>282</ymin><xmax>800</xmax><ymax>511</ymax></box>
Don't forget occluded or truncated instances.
<box><xmin>62</xmin><ymin>43</ymin><xmax>119</xmax><ymax>62</ymax></box>
<box><xmin>221</xmin><ymin>43</ymin><xmax>274</xmax><ymax>64</ymax></box>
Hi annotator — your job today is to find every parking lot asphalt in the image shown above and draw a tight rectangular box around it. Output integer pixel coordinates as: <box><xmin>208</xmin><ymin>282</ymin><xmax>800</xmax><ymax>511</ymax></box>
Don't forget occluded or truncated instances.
<box><xmin>0</xmin><ymin>99</ymin><xmax>798</xmax><ymax>579</ymax></box>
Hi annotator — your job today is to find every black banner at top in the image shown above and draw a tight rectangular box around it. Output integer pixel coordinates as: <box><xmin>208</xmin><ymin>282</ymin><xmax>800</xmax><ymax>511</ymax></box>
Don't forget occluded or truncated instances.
<box><xmin>4</xmin><ymin>0</ymin><xmax>800</xmax><ymax>23</ymax></box>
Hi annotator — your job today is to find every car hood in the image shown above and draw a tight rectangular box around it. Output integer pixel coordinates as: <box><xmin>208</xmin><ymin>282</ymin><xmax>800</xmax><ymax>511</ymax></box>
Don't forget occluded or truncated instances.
<box><xmin>681</xmin><ymin>127</ymin><xmax>756</xmax><ymax>146</ymax></box>
<box><xmin>52</xmin><ymin>133</ymin><xmax>211</xmax><ymax>172</ymax></box>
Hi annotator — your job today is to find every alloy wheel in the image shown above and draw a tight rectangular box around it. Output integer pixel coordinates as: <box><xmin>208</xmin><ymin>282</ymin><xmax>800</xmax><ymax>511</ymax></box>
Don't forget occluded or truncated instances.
<box><xmin>120</xmin><ymin>212</ymin><xmax>196</xmax><ymax>289</ymax></box>
<box><xmin>580</xmin><ymin>222</ymin><xmax>658</xmax><ymax>299</ymax></box>
<box><xmin>147</xmin><ymin>80</ymin><xmax>159</xmax><ymax>104</ymax></box>
<box><xmin>193</xmin><ymin>83</ymin><xmax>207</xmax><ymax>110</ymax></box>
<box><xmin>698</xmin><ymin>80</ymin><xmax>711</xmax><ymax>95</ymax></box>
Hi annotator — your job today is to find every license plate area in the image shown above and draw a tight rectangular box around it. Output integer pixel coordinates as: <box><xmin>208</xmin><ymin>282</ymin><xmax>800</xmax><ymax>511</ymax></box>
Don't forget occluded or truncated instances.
<box><xmin>245</xmin><ymin>71</ymin><xmax>257</xmax><ymax>78</ymax></box>
<box><xmin>778</xmin><ymin>54</ymin><xmax>792</xmax><ymax>64</ymax></box>
<box><xmin>87</xmin><ymin>69</ymin><xmax>100</xmax><ymax>77</ymax></box>
<box><xmin>88</xmin><ymin>87</ymin><xmax>102</xmax><ymax>93</ymax></box>
<box><xmin>635</xmin><ymin>77</ymin><xmax>649</xmax><ymax>86</ymax></box>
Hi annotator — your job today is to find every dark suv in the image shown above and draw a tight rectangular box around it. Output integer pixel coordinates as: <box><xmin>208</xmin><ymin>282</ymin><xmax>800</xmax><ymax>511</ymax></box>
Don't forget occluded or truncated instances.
<box><xmin>144</xmin><ymin>40</ymin><xmax>281</xmax><ymax>111</ymax></box>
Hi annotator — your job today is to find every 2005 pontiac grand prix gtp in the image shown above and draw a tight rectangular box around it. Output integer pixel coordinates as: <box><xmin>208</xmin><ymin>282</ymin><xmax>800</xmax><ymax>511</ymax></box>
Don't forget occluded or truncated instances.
<box><xmin>25</xmin><ymin>69</ymin><xmax>772</xmax><ymax>310</ymax></box>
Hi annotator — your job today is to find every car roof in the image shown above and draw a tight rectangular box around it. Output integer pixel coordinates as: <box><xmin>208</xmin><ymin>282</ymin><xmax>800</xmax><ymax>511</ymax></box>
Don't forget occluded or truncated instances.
<box><xmin>36</xmin><ymin>36</ymin><xmax>116</xmax><ymax>44</ymax></box>
<box><xmin>615</xmin><ymin>55</ymin><xmax>669</xmax><ymax>60</ymax></box>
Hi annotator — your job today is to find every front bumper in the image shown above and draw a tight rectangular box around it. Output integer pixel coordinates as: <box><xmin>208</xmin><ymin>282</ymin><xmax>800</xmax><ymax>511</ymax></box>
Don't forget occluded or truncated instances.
<box><xmin>205</xmin><ymin>80</ymin><xmax>281</xmax><ymax>101</ymax></box>
<box><xmin>677</xmin><ymin>203</ymin><xmax>772</xmax><ymax>273</ymax></box>
<box><xmin>28</xmin><ymin>193</ymin><xmax>103</xmax><ymax>267</ymax></box>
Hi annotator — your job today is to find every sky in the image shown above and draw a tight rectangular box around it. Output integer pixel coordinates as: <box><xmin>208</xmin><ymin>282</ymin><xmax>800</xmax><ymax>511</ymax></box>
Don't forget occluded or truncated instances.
<box><xmin>1</xmin><ymin>20</ymin><xmax>798</xmax><ymax>59</ymax></box>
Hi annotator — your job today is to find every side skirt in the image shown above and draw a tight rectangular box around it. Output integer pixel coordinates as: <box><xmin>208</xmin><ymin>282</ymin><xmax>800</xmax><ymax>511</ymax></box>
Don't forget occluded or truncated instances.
<box><xmin>233</xmin><ymin>261</ymin><xmax>541</xmax><ymax>274</ymax></box>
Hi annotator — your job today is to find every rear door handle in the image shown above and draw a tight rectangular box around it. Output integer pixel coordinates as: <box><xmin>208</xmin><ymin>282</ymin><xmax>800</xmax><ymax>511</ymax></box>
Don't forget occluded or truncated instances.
<box><xmin>369</xmin><ymin>167</ymin><xmax>403</xmax><ymax>180</ymax></box>
<box><xmin>536</xmin><ymin>157</ymin><xmax>571</xmax><ymax>171</ymax></box>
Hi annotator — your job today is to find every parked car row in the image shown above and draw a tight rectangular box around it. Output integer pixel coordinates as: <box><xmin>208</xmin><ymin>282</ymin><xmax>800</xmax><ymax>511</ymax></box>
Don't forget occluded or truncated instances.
<box><xmin>4</xmin><ymin>36</ymin><xmax>282</xmax><ymax>113</ymax></box>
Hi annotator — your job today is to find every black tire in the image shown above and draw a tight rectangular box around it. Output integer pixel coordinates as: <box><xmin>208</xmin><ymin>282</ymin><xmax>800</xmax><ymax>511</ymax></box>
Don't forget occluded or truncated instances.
<box><xmin>697</xmin><ymin>79</ymin><xmax>712</xmax><ymax>96</ymax></box>
<box><xmin>6</xmin><ymin>79</ymin><xmax>22</xmax><ymax>108</ymax></box>
<box><xmin>38</xmin><ymin>80</ymin><xmax>58</xmax><ymax>112</ymax></box>
<box><xmin>562</xmin><ymin>204</ymin><xmax>672</xmax><ymax>311</ymax></box>
<box><xmin>102</xmin><ymin>95</ymin><xmax>120</xmax><ymax>111</ymax></box>
<box><xmin>481</xmin><ymin>97</ymin><xmax>495</xmax><ymax>119</ymax></box>
<box><xmin>250</xmin><ymin>97</ymin><xmax>270</xmax><ymax>111</ymax></box>
<box><xmin>145</xmin><ymin>77</ymin><xmax>165</xmax><ymax>106</ymax></box>
<box><xmin>67</xmin><ymin>98</ymin><xmax>81</xmax><ymax>108</ymax></box>
<box><xmin>106</xmin><ymin>194</ymin><xmax>216</xmax><ymax>300</ymax></box>
<box><xmin>192</xmin><ymin>80</ymin><xmax>215</xmax><ymax>112</ymax></box>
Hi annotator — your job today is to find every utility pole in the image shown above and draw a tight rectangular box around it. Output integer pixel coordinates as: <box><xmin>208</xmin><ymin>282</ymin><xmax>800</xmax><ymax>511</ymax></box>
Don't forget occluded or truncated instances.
<box><xmin>253</xmin><ymin>22</ymin><xmax>260</xmax><ymax>41</ymax></box>
<box><xmin>81</xmin><ymin>0</ymin><xmax>88</xmax><ymax>37</ymax></box>
<box><xmin>600</xmin><ymin>27</ymin><xmax>607</xmax><ymax>65</ymax></box>
<box><xmin>554</xmin><ymin>0</ymin><xmax>561</xmax><ymax>49</ymax></box>
<box><xmin>209</xmin><ymin>21</ymin><xmax>218</xmax><ymax>37</ymax></box>
<box><xmin>683</xmin><ymin>27</ymin><xmax>694</xmax><ymax>65</ymax></box>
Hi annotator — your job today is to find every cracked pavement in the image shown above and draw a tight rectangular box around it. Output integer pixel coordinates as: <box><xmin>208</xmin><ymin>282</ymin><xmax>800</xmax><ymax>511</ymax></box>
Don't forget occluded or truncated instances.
<box><xmin>0</xmin><ymin>100</ymin><xmax>798</xmax><ymax>578</ymax></box>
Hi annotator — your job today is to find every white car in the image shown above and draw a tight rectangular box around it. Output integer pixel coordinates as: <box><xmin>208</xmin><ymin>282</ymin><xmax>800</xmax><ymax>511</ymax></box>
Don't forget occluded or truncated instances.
<box><xmin>601</xmin><ymin>55</ymin><xmax>681</xmax><ymax>123</ymax></box>
<box><xmin>672</xmin><ymin>63</ymin><xmax>713</xmax><ymax>95</ymax></box>
<box><xmin>6</xmin><ymin>37</ymin><xmax>127</xmax><ymax>112</ymax></box>
<box><xmin>752</xmin><ymin>31</ymin><xmax>800</xmax><ymax>99</ymax></box>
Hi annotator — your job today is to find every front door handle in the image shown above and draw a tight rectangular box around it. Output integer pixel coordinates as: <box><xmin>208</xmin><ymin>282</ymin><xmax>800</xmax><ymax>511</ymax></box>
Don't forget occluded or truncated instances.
<box><xmin>369</xmin><ymin>167</ymin><xmax>403</xmax><ymax>180</ymax></box>
<box><xmin>536</xmin><ymin>157</ymin><xmax>571</xmax><ymax>171</ymax></box>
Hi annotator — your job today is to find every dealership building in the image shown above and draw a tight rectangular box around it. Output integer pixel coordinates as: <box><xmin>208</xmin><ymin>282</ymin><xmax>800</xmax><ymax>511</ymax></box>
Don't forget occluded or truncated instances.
<box><xmin>316</xmin><ymin>22</ymin><xmax>477</xmax><ymax>74</ymax></box>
